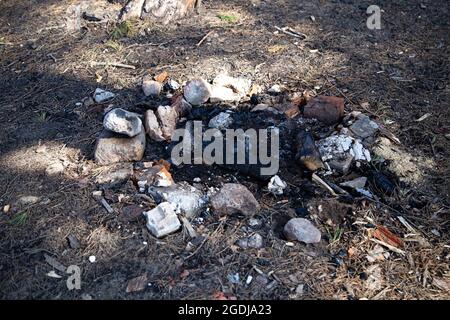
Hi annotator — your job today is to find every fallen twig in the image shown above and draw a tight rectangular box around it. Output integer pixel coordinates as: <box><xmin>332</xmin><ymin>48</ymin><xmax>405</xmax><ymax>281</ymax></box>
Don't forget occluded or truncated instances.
<box><xmin>90</xmin><ymin>61</ymin><xmax>136</xmax><ymax>70</ymax></box>
<box><xmin>180</xmin><ymin>216</ymin><xmax>198</xmax><ymax>238</ymax></box>
<box><xmin>196</xmin><ymin>30</ymin><xmax>213</xmax><ymax>47</ymax></box>
<box><xmin>311</xmin><ymin>173</ymin><xmax>337</xmax><ymax>196</ymax></box>
<box><xmin>274</xmin><ymin>26</ymin><xmax>307</xmax><ymax>39</ymax></box>
<box><xmin>370</xmin><ymin>238</ymin><xmax>406</xmax><ymax>255</ymax></box>
<box><xmin>99</xmin><ymin>197</ymin><xmax>114</xmax><ymax>214</ymax></box>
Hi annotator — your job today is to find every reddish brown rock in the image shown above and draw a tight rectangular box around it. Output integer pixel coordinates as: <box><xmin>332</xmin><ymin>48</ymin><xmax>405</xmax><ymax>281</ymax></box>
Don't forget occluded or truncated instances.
<box><xmin>210</xmin><ymin>183</ymin><xmax>260</xmax><ymax>217</ymax></box>
<box><xmin>94</xmin><ymin>129</ymin><xmax>146</xmax><ymax>165</ymax></box>
<box><xmin>303</xmin><ymin>96</ymin><xmax>345</xmax><ymax>125</ymax></box>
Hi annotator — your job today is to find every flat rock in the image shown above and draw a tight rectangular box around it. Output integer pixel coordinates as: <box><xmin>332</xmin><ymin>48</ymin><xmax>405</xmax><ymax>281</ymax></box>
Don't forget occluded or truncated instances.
<box><xmin>103</xmin><ymin>108</ymin><xmax>143</xmax><ymax>137</ymax></box>
<box><xmin>212</xmin><ymin>74</ymin><xmax>252</xmax><ymax>96</ymax></box>
<box><xmin>251</xmin><ymin>104</ymin><xmax>280</xmax><ymax>114</ymax></box>
<box><xmin>120</xmin><ymin>204</ymin><xmax>144</xmax><ymax>223</ymax></box>
<box><xmin>210</xmin><ymin>86</ymin><xmax>241</xmax><ymax>103</ymax></box>
<box><xmin>94</xmin><ymin>88</ymin><xmax>115</xmax><ymax>103</ymax></box>
<box><xmin>349</xmin><ymin>115</ymin><xmax>379</xmax><ymax>139</ymax></box>
<box><xmin>210</xmin><ymin>183</ymin><xmax>260</xmax><ymax>217</ymax></box>
<box><xmin>284</xmin><ymin>218</ymin><xmax>321</xmax><ymax>244</ymax></box>
<box><xmin>156</xmin><ymin>105</ymin><xmax>179</xmax><ymax>140</ymax></box>
<box><xmin>144</xmin><ymin>109</ymin><xmax>165</xmax><ymax>141</ymax></box>
<box><xmin>340</xmin><ymin>177</ymin><xmax>367</xmax><ymax>190</ymax></box>
<box><xmin>148</xmin><ymin>182</ymin><xmax>207</xmax><ymax>218</ymax></box>
<box><xmin>208</xmin><ymin>112</ymin><xmax>233</xmax><ymax>129</ymax></box>
<box><xmin>183</xmin><ymin>78</ymin><xmax>211</xmax><ymax>106</ymax></box>
<box><xmin>95</xmin><ymin>163</ymin><xmax>134</xmax><ymax>186</ymax></box>
<box><xmin>303</xmin><ymin>96</ymin><xmax>344</xmax><ymax>125</ymax></box>
<box><xmin>143</xmin><ymin>202</ymin><xmax>181</xmax><ymax>238</ymax></box>
<box><xmin>94</xmin><ymin>129</ymin><xmax>146</xmax><ymax>165</ymax></box>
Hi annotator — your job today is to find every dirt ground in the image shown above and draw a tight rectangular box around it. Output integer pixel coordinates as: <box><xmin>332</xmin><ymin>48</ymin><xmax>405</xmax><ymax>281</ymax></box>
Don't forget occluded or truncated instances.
<box><xmin>0</xmin><ymin>0</ymin><xmax>449</xmax><ymax>300</ymax></box>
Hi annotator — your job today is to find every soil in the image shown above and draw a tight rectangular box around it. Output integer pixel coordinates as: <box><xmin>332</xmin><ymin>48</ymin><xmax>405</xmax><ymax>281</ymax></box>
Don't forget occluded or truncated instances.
<box><xmin>0</xmin><ymin>0</ymin><xmax>449</xmax><ymax>300</ymax></box>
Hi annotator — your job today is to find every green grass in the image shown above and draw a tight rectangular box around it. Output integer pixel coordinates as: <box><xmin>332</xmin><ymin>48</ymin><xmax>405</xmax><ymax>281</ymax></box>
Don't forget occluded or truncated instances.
<box><xmin>217</xmin><ymin>13</ymin><xmax>238</xmax><ymax>23</ymax></box>
<box><xmin>326</xmin><ymin>226</ymin><xmax>343</xmax><ymax>245</ymax></box>
<box><xmin>110</xmin><ymin>21</ymin><xmax>134</xmax><ymax>40</ymax></box>
<box><xmin>9</xmin><ymin>212</ymin><xmax>28</xmax><ymax>227</ymax></box>
<box><xmin>35</xmin><ymin>111</ymin><xmax>48</xmax><ymax>123</ymax></box>
<box><xmin>105</xmin><ymin>40</ymin><xmax>122</xmax><ymax>52</ymax></box>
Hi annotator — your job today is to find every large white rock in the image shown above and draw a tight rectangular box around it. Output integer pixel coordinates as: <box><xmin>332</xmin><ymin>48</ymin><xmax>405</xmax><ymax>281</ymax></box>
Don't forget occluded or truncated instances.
<box><xmin>148</xmin><ymin>182</ymin><xmax>208</xmax><ymax>218</ymax></box>
<box><xmin>212</xmin><ymin>74</ymin><xmax>252</xmax><ymax>96</ymax></box>
<box><xmin>183</xmin><ymin>78</ymin><xmax>211</xmax><ymax>105</ymax></box>
<box><xmin>103</xmin><ymin>108</ymin><xmax>143</xmax><ymax>137</ymax></box>
<box><xmin>210</xmin><ymin>75</ymin><xmax>252</xmax><ymax>103</ymax></box>
<box><xmin>143</xmin><ymin>202</ymin><xmax>181</xmax><ymax>238</ymax></box>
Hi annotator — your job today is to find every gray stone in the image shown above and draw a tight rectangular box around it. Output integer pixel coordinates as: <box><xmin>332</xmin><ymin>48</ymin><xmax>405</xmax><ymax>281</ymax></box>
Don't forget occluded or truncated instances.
<box><xmin>236</xmin><ymin>233</ymin><xmax>264</xmax><ymax>249</ymax></box>
<box><xmin>156</xmin><ymin>105</ymin><xmax>179</xmax><ymax>140</ymax></box>
<box><xmin>94</xmin><ymin>129</ymin><xmax>146</xmax><ymax>165</ymax></box>
<box><xmin>349</xmin><ymin>116</ymin><xmax>379</xmax><ymax>139</ymax></box>
<box><xmin>183</xmin><ymin>78</ymin><xmax>211</xmax><ymax>105</ymax></box>
<box><xmin>143</xmin><ymin>202</ymin><xmax>181</xmax><ymax>238</ymax></box>
<box><xmin>142</xmin><ymin>79</ymin><xmax>162</xmax><ymax>97</ymax></box>
<box><xmin>210</xmin><ymin>183</ymin><xmax>260</xmax><ymax>217</ymax></box>
<box><xmin>340</xmin><ymin>177</ymin><xmax>367</xmax><ymax>190</ymax></box>
<box><xmin>251</xmin><ymin>104</ymin><xmax>280</xmax><ymax>114</ymax></box>
<box><xmin>93</xmin><ymin>88</ymin><xmax>115</xmax><ymax>103</ymax></box>
<box><xmin>95</xmin><ymin>163</ymin><xmax>134</xmax><ymax>186</ymax></box>
<box><xmin>148</xmin><ymin>182</ymin><xmax>208</xmax><ymax>218</ymax></box>
<box><xmin>208</xmin><ymin>112</ymin><xmax>233</xmax><ymax>129</ymax></box>
<box><xmin>144</xmin><ymin>109</ymin><xmax>165</xmax><ymax>141</ymax></box>
<box><xmin>103</xmin><ymin>108</ymin><xmax>143</xmax><ymax>137</ymax></box>
<box><xmin>284</xmin><ymin>218</ymin><xmax>321</xmax><ymax>244</ymax></box>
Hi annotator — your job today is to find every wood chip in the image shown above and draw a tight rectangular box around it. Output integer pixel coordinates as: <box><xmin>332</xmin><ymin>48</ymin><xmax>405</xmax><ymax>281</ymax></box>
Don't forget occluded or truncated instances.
<box><xmin>126</xmin><ymin>273</ymin><xmax>148</xmax><ymax>293</ymax></box>
<box><xmin>154</xmin><ymin>71</ymin><xmax>169</xmax><ymax>83</ymax></box>
<box><xmin>371</xmin><ymin>225</ymin><xmax>405</xmax><ymax>248</ymax></box>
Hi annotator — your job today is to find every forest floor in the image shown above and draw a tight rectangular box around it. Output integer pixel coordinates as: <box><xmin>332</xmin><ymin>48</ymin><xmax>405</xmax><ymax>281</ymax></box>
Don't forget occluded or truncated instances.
<box><xmin>0</xmin><ymin>0</ymin><xmax>449</xmax><ymax>299</ymax></box>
